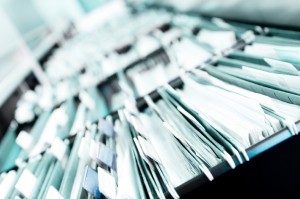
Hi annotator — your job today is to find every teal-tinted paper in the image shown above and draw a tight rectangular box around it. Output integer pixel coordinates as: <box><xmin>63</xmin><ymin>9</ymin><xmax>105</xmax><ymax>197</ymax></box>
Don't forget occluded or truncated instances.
<box><xmin>59</xmin><ymin>132</ymin><xmax>84</xmax><ymax>198</ymax></box>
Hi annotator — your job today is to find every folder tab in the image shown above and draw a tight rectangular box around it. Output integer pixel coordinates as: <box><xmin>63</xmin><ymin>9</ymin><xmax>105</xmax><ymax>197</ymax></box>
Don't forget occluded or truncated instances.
<box><xmin>82</xmin><ymin>167</ymin><xmax>101</xmax><ymax>199</ymax></box>
<box><xmin>98</xmin><ymin>167</ymin><xmax>117</xmax><ymax>199</ymax></box>
<box><xmin>45</xmin><ymin>186</ymin><xmax>64</xmax><ymax>199</ymax></box>
<box><xmin>16</xmin><ymin>131</ymin><xmax>34</xmax><ymax>152</ymax></box>
<box><xmin>98</xmin><ymin>119</ymin><xmax>115</xmax><ymax>138</ymax></box>
<box><xmin>15</xmin><ymin>169</ymin><xmax>37</xmax><ymax>198</ymax></box>
<box><xmin>49</xmin><ymin>137</ymin><xmax>67</xmax><ymax>161</ymax></box>
<box><xmin>97</xmin><ymin>143</ymin><xmax>117</xmax><ymax>170</ymax></box>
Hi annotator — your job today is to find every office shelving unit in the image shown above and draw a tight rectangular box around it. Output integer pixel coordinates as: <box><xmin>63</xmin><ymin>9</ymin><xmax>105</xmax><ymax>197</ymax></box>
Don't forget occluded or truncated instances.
<box><xmin>1</xmin><ymin>2</ymin><xmax>300</xmax><ymax>198</ymax></box>
<box><xmin>0</xmin><ymin>21</ymin><xmax>74</xmax><ymax>140</ymax></box>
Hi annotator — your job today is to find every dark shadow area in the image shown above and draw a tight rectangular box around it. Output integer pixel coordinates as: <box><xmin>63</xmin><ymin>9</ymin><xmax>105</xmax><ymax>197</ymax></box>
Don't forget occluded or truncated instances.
<box><xmin>182</xmin><ymin>134</ymin><xmax>300</xmax><ymax>198</ymax></box>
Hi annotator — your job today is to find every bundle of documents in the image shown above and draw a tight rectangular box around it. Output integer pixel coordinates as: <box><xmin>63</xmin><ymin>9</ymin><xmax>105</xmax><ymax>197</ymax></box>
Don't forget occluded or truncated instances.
<box><xmin>3</xmin><ymin>67</ymin><xmax>299</xmax><ymax>198</ymax></box>
<box><xmin>2</xmin><ymin>6</ymin><xmax>300</xmax><ymax>199</ymax></box>
<box><xmin>207</xmin><ymin>35</ymin><xmax>300</xmax><ymax>107</ymax></box>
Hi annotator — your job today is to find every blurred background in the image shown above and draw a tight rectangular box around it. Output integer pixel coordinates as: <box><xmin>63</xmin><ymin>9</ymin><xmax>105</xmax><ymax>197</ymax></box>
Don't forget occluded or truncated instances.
<box><xmin>0</xmin><ymin>0</ymin><xmax>118</xmax><ymax>135</ymax></box>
